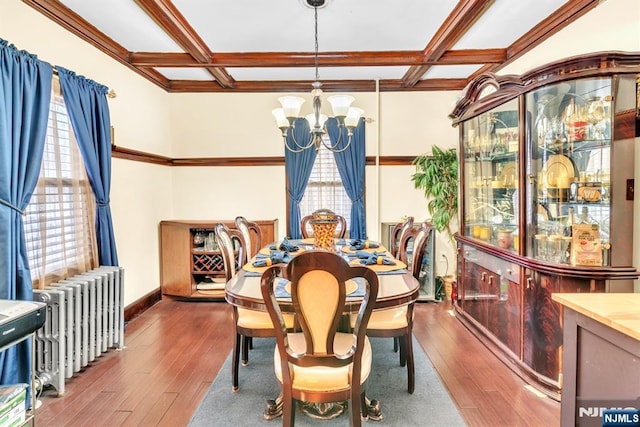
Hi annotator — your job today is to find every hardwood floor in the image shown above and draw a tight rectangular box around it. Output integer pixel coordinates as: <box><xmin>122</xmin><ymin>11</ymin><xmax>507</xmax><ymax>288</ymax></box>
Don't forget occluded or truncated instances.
<box><xmin>36</xmin><ymin>299</ymin><xmax>560</xmax><ymax>426</ymax></box>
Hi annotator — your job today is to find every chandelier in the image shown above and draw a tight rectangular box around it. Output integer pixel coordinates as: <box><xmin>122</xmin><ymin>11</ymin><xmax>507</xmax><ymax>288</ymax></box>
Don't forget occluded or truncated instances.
<box><xmin>271</xmin><ymin>0</ymin><xmax>364</xmax><ymax>153</ymax></box>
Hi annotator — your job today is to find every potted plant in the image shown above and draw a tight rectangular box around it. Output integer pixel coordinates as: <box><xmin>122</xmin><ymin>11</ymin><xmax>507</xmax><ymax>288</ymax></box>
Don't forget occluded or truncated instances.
<box><xmin>411</xmin><ymin>145</ymin><xmax>458</xmax><ymax>299</ymax></box>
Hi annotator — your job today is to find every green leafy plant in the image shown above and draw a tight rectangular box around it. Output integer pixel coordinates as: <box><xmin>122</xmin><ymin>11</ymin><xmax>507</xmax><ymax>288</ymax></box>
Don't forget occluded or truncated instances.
<box><xmin>411</xmin><ymin>146</ymin><xmax>458</xmax><ymax>249</ymax></box>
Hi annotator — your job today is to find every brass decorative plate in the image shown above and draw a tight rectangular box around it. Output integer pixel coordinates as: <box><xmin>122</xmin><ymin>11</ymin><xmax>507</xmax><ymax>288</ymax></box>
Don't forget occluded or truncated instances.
<box><xmin>544</xmin><ymin>154</ymin><xmax>577</xmax><ymax>188</ymax></box>
<box><xmin>498</xmin><ymin>162</ymin><xmax>517</xmax><ymax>188</ymax></box>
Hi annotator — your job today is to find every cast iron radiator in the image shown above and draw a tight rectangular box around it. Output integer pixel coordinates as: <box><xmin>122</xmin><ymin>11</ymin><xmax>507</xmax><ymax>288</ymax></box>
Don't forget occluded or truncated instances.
<box><xmin>32</xmin><ymin>266</ymin><xmax>125</xmax><ymax>396</ymax></box>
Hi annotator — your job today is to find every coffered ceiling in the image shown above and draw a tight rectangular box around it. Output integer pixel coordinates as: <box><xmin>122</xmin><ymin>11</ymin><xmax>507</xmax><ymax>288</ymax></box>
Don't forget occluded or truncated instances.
<box><xmin>22</xmin><ymin>0</ymin><xmax>602</xmax><ymax>93</ymax></box>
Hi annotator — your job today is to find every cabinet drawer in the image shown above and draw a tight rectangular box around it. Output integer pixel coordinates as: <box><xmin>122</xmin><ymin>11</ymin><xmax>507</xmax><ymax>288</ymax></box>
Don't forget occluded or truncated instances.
<box><xmin>462</xmin><ymin>245</ymin><xmax>520</xmax><ymax>284</ymax></box>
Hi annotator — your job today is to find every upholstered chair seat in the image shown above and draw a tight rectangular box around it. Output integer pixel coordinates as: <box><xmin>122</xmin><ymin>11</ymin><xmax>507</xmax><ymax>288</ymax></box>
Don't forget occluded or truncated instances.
<box><xmin>273</xmin><ymin>332</ymin><xmax>373</xmax><ymax>392</ymax></box>
<box><xmin>350</xmin><ymin>306</ymin><xmax>409</xmax><ymax>330</ymax></box>
<box><xmin>236</xmin><ymin>308</ymin><xmax>294</xmax><ymax>330</ymax></box>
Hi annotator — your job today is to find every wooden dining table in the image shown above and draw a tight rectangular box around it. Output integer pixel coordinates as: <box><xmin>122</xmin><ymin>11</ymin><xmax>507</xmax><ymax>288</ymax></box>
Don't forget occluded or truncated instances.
<box><xmin>225</xmin><ymin>238</ymin><xmax>420</xmax><ymax>421</ymax></box>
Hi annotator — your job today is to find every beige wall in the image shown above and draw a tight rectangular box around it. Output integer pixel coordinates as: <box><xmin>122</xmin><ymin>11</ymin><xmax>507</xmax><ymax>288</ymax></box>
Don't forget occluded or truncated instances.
<box><xmin>500</xmin><ymin>0</ymin><xmax>640</xmax><ymax>76</ymax></box>
<box><xmin>169</xmin><ymin>90</ymin><xmax>458</xmax><ymax>273</ymax></box>
<box><xmin>3</xmin><ymin>0</ymin><xmax>639</xmax><ymax>305</ymax></box>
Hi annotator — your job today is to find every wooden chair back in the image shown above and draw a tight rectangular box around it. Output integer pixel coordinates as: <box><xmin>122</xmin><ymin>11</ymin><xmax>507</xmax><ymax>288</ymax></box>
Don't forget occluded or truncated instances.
<box><xmin>397</xmin><ymin>221</ymin><xmax>433</xmax><ymax>280</ymax></box>
<box><xmin>389</xmin><ymin>216</ymin><xmax>414</xmax><ymax>258</ymax></box>
<box><xmin>234</xmin><ymin>216</ymin><xmax>262</xmax><ymax>259</ymax></box>
<box><xmin>215</xmin><ymin>223</ymin><xmax>247</xmax><ymax>281</ymax></box>
<box><xmin>300</xmin><ymin>214</ymin><xmax>347</xmax><ymax>239</ymax></box>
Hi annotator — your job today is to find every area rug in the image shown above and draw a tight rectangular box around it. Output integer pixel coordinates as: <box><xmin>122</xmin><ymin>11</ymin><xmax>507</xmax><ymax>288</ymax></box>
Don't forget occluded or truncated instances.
<box><xmin>189</xmin><ymin>337</ymin><xmax>466</xmax><ymax>426</ymax></box>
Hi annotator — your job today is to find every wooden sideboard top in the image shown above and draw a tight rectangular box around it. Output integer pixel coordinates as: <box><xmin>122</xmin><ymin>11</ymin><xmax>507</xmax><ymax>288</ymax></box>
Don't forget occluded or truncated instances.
<box><xmin>160</xmin><ymin>219</ymin><xmax>277</xmax><ymax>226</ymax></box>
<box><xmin>552</xmin><ymin>293</ymin><xmax>640</xmax><ymax>341</ymax></box>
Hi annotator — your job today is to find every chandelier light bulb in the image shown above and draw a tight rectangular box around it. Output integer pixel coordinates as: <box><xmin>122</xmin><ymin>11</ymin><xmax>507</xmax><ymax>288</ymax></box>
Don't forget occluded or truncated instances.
<box><xmin>327</xmin><ymin>95</ymin><xmax>355</xmax><ymax>118</ymax></box>
<box><xmin>278</xmin><ymin>96</ymin><xmax>305</xmax><ymax>118</ymax></box>
<box><xmin>305</xmin><ymin>112</ymin><xmax>328</xmax><ymax>130</ymax></box>
<box><xmin>272</xmin><ymin>108</ymin><xmax>289</xmax><ymax>129</ymax></box>
<box><xmin>344</xmin><ymin>107</ymin><xmax>364</xmax><ymax>128</ymax></box>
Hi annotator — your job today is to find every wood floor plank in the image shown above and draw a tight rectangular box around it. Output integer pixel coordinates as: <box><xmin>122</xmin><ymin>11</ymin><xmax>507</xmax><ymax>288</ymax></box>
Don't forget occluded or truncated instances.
<box><xmin>158</xmin><ymin>380</ymin><xmax>212</xmax><ymax>427</ymax></box>
<box><xmin>36</xmin><ymin>299</ymin><xmax>559</xmax><ymax>426</ymax></box>
<box><xmin>412</xmin><ymin>301</ymin><xmax>559</xmax><ymax>426</ymax></box>
<box><xmin>66</xmin><ymin>390</ymin><xmax>127</xmax><ymax>426</ymax></box>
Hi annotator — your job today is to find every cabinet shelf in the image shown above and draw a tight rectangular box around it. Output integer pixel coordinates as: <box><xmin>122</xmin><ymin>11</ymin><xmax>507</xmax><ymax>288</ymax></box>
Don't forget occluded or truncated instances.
<box><xmin>192</xmin><ymin>249</ymin><xmax>221</xmax><ymax>254</ymax></box>
<box><xmin>464</xmin><ymin>151</ymin><xmax>518</xmax><ymax>162</ymax></box>
<box><xmin>536</xmin><ymin>197</ymin><xmax>606</xmax><ymax>206</ymax></box>
<box><xmin>537</xmin><ymin>137</ymin><xmax>611</xmax><ymax>155</ymax></box>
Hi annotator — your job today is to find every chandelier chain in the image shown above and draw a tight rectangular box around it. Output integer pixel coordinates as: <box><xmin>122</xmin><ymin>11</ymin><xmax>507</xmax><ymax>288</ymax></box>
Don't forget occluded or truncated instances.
<box><xmin>272</xmin><ymin>1</ymin><xmax>363</xmax><ymax>153</ymax></box>
<box><xmin>314</xmin><ymin>7</ymin><xmax>319</xmax><ymax>82</ymax></box>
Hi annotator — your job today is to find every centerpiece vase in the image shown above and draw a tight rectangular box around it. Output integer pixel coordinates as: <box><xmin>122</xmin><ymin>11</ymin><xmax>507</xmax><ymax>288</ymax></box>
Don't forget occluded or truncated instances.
<box><xmin>310</xmin><ymin>209</ymin><xmax>338</xmax><ymax>251</ymax></box>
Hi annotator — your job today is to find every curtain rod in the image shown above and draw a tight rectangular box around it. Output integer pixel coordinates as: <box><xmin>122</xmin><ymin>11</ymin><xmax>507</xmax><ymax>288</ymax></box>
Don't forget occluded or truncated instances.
<box><xmin>52</xmin><ymin>66</ymin><xmax>117</xmax><ymax>99</ymax></box>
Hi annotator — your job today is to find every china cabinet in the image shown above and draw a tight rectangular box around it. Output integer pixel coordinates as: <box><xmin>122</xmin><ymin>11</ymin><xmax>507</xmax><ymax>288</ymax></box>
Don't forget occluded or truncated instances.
<box><xmin>450</xmin><ymin>52</ymin><xmax>640</xmax><ymax>400</ymax></box>
<box><xmin>159</xmin><ymin>219</ymin><xmax>278</xmax><ymax>300</ymax></box>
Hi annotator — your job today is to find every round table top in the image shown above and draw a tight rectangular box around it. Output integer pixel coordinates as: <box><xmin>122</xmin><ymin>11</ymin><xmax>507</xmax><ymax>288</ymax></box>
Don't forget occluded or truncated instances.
<box><xmin>225</xmin><ymin>240</ymin><xmax>420</xmax><ymax>313</ymax></box>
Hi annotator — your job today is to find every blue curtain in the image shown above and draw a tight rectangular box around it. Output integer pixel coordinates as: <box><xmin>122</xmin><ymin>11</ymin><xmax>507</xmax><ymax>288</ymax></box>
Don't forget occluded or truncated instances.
<box><xmin>57</xmin><ymin>67</ymin><xmax>118</xmax><ymax>266</ymax></box>
<box><xmin>0</xmin><ymin>39</ymin><xmax>52</xmax><ymax>399</ymax></box>
<box><xmin>285</xmin><ymin>119</ymin><xmax>316</xmax><ymax>239</ymax></box>
<box><xmin>327</xmin><ymin>118</ymin><xmax>366</xmax><ymax>239</ymax></box>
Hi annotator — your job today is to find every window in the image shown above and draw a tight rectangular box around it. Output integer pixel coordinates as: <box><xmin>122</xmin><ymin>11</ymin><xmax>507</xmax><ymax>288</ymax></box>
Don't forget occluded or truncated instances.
<box><xmin>299</xmin><ymin>136</ymin><xmax>352</xmax><ymax>227</ymax></box>
<box><xmin>24</xmin><ymin>78</ymin><xmax>98</xmax><ymax>287</ymax></box>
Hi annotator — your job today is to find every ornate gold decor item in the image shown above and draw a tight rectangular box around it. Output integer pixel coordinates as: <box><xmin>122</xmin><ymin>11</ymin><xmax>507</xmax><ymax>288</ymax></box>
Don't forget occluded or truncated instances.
<box><xmin>310</xmin><ymin>208</ymin><xmax>338</xmax><ymax>251</ymax></box>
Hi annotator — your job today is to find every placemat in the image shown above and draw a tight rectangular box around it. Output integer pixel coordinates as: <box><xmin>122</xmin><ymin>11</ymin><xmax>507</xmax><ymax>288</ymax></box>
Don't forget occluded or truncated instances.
<box><xmin>349</xmin><ymin>257</ymin><xmax>407</xmax><ymax>272</ymax></box>
<box><xmin>274</xmin><ymin>278</ymin><xmax>364</xmax><ymax>298</ymax></box>
<box><xmin>243</xmin><ymin>259</ymin><xmax>285</xmax><ymax>274</ymax></box>
<box><xmin>259</xmin><ymin>245</ymin><xmax>306</xmax><ymax>256</ymax></box>
<box><xmin>340</xmin><ymin>244</ymin><xmax>388</xmax><ymax>255</ymax></box>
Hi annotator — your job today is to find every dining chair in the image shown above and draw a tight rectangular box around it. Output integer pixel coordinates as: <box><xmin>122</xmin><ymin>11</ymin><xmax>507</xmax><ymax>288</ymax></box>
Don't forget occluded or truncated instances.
<box><xmin>300</xmin><ymin>213</ymin><xmax>347</xmax><ymax>239</ymax></box>
<box><xmin>387</xmin><ymin>216</ymin><xmax>414</xmax><ymax>353</ymax></box>
<box><xmin>216</xmin><ymin>223</ymin><xmax>293</xmax><ymax>392</ymax></box>
<box><xmin>234</xmin><ymin>216</ymin><xmax>263</xmax><ymax>259</ymax></box>
<box><xmin>352</xmin><ymin>221</ymin><xmax>433</xmax><ymax>394</ymax></box>
<box><xmin>261</xmin><ymin>251</ymin><xmax>379</xmax><ymax>427</ymax></box>
<box><xmin>389</xmin><ymin>216</ymin><xmax>414</xmax><ymax>258</ymax></box>
<box><xmin>234</xmin><ymin>216</ymin><xmax>264</xmax><ymax>357</ymax></box>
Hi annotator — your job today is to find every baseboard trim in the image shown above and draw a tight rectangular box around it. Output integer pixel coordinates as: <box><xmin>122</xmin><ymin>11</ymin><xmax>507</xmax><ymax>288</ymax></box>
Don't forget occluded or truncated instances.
<box><xmin>124</xmin><ymin>288</ymin><xmax>162</xmax><ymax>322</ymax></box>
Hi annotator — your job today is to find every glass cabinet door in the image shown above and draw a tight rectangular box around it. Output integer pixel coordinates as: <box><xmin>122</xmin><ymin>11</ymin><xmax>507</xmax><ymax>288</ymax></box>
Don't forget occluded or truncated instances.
<box><xmin>525</xmin><ymin>77</ymin><xmax>612</xmax><ymax>266</ymax></box>
<box><xmin>462</xmin><ymin>99</ymin><xmax>519</xmax><ymax>253</ymax></box>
